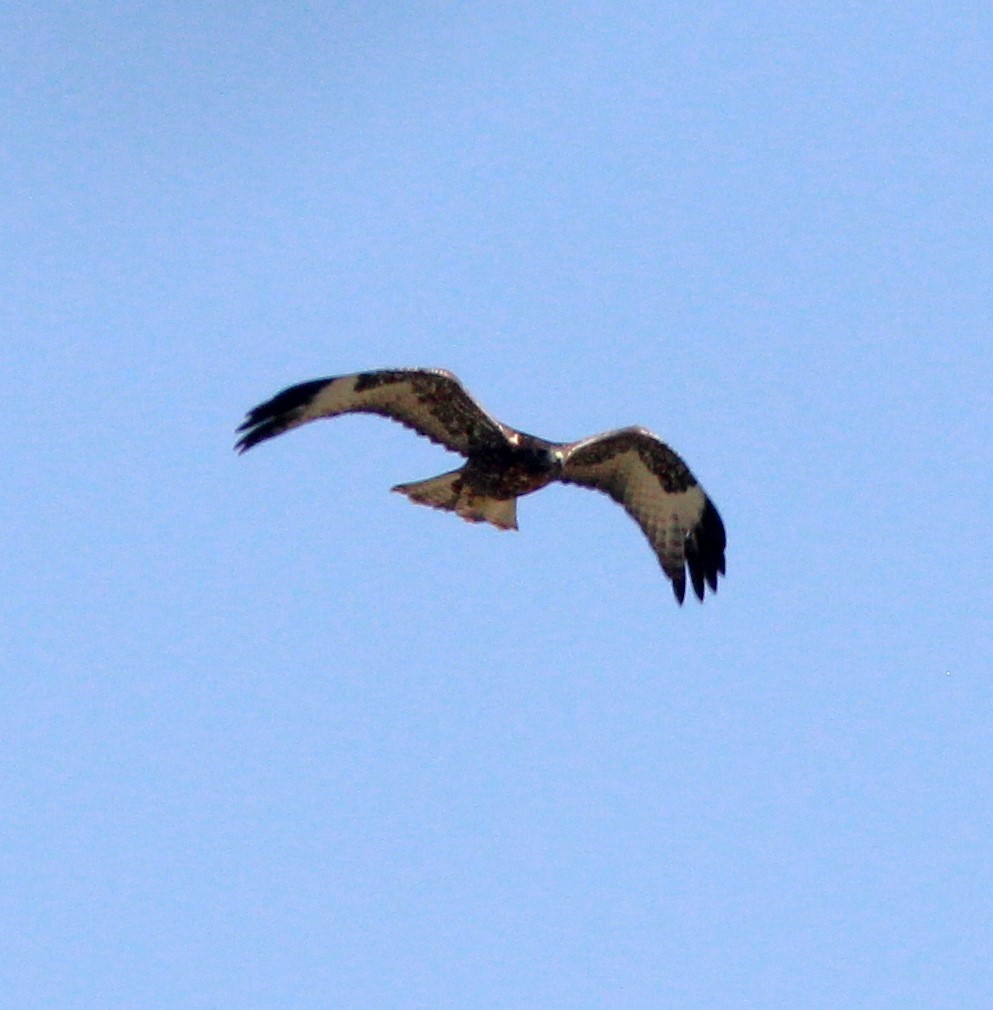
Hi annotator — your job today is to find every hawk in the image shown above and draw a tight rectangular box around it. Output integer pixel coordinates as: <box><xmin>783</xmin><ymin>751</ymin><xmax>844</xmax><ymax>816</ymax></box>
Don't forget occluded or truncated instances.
<box><xmin>236</xmin><ymin>368</ymin><xmax>726</xmax><ymax>604</ymax></box>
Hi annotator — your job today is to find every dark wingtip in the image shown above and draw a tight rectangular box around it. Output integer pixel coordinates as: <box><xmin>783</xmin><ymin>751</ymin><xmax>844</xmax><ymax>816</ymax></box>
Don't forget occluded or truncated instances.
<box><xmin>234</xmin><ymin>427</ymin><xmax>261</xmax><ymax>454</ymax></box>
<box><xmin>234</xmin><ymin>416</ymin><xmax>281</xmax><ymax>454</ymax></box>
<box><xmin>683</xmin><ymin>496</ymin><xmax>727</xmax><ymax>603</ymax></box>
<box><xmin>686</xmin><ymin>538</ymin><xmax>706</xmax><ymax>601</ymax></box>
<box><xmin>234</xmin><ymin>378</ymin><xmax>332</xmax><ymax>455</ymax></box>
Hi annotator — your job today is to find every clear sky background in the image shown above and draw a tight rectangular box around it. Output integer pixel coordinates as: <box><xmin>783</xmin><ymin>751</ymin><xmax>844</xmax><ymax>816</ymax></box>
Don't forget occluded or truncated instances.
<box><xmin>3</xmin><ymin>4</ymin><xmax>991</xmax><ymax>1008</ymax></box>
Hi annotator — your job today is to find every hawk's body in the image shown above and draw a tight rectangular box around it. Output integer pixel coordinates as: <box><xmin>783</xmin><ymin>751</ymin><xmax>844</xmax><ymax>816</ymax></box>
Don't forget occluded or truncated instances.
<box><xmin>237</xmin><ymin>368</ymin><xmax>726</xmax><ymax>604</ymax></box>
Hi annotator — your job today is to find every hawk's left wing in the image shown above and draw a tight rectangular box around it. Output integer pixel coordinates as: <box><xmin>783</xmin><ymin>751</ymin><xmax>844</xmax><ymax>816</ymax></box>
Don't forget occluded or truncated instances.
<box><xmin>558</xmin><ymin>427</ymin><xmax>726</xmax><ymax>603</ymax></box>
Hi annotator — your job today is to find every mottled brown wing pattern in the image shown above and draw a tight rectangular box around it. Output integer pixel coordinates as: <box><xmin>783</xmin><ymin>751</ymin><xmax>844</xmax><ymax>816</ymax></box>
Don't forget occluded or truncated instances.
<box><xmin>235</xmin><ymin>368</ymin><xmax>511</xmax><ymax>456</ymax></box>
<box><xmin>558</xmin><ymin>427</ymin><xmax>726</xmax><ymax>603</ymax></box>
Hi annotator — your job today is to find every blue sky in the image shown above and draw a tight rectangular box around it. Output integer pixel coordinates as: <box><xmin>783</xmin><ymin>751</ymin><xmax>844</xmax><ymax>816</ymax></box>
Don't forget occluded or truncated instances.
<box><xmin>3</xmin><ymin>4</ymin><xmax>991</xmax><ymax>1007</ymax></box>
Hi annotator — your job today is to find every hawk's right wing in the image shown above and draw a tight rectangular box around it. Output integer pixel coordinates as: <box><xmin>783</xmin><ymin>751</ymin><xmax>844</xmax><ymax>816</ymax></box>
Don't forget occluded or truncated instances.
<box><xmin>236</xmin><ymin>368</ymin><xmax>511</xmax><ymax>457</ymax></box>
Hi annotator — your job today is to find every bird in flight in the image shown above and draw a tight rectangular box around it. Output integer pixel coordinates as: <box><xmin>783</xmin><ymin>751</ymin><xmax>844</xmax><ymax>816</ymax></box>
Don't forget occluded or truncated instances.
<box><xmin>236</xmin><ymin>368</ymin><xmax>726</xmax><ymax>604</ymax></box>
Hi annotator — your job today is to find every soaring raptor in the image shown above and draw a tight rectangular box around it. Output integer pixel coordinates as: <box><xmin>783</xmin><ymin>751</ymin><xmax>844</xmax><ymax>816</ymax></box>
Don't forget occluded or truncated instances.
<box><xmin>236</xmin><ymin>368</ymin><xmax>726</xmax><ymax>604</ymax></box>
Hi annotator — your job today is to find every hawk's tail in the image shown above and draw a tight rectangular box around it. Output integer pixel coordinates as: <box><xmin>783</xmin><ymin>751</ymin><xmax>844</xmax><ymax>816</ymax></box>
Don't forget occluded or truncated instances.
<box><xmin>392</xmin><ymin>469</ymin><xmax>518</xmax><ymax>531</ymax></box>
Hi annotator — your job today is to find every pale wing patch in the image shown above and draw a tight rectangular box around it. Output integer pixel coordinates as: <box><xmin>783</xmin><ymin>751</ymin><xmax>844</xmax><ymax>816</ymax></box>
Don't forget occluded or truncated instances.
<box><xmin>618</xmin><ymin>451</ymin><xmax>707</xmax><ymax>549</ymax></box>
